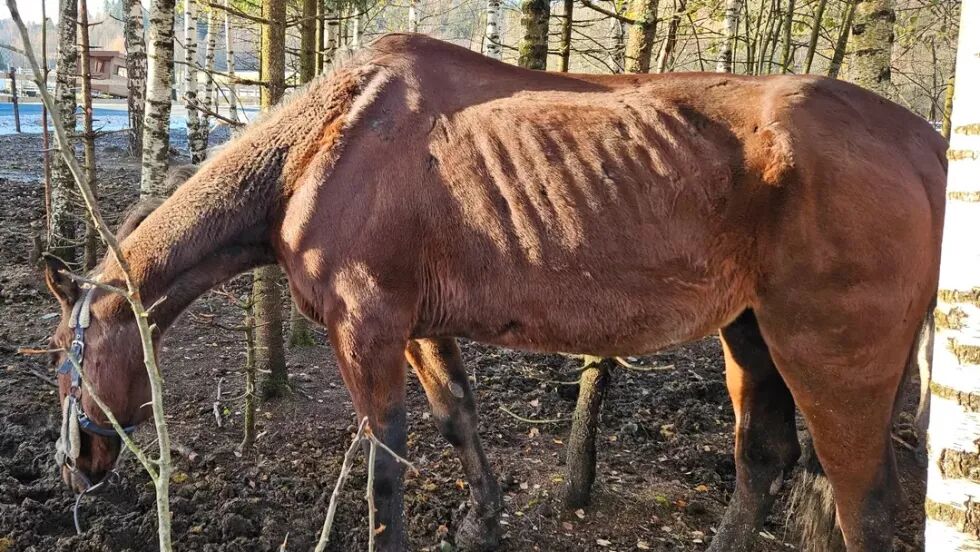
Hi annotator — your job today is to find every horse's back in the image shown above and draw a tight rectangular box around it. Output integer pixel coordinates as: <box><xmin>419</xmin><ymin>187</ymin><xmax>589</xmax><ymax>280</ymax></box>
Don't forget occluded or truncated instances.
<box><xmin>300</xmin><ymin>34</ymin><xmax>947</xmax><ymax>358</ymax></box>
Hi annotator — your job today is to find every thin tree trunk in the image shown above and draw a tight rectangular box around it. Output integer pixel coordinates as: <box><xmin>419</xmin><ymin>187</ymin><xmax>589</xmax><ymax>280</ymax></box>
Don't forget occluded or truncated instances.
<box><xmin>802</xmin><ymin>0</ymin><xmax>827</xmax><ymax>73</ymax></box>
<box><xmin>201</xmin><ymin>7</ymin><xmax>216</xmax><ymax>146</ymax></box>
<box><xmin>925</xmin><ymin>1</ymin><xmax>980</xmax><ymax>546</ymax></box>
<box><xmin>224</xmin><ymin>0</ymin><xmax>238</xmax><ymax>123</ymax></box>
<box><xmin>184</xmin><ymin>0</ymin><xmax>205</xmax><ymax>163</ymax></box>
<box><xmin>848</xmin><ymin>0</ymin><xmax>895</xmax><ymax>95</ymax></box>
<box><xmin>351</xmin><ymin>8</ymin><xmax>362</xmax><ymax>49</ymax></box>
<box><xmin>518</xmin><ymin>0</ymin><xmax>550</xmax><ymax>70</ymax></box>
<box><xmin>763</xmin><ymin>0</ymin><xmax>783</xmax><ymax>73</ymax></box>
<box><xmin>656</xmin><ymin>0</ymin><xmax>685</xmax><ymax>73</ymax></box>
<box><xmin>300</xmin><ymin>0</ymin><xmax>316</xmax><ymax>82</ymax></box>
<box><xmin>744</xmin><ymin>0</ymin><xmax>756</xmax><ymax>73</ymax></box>
<box><xmin>408</xmin><ymin>0</ymin><xmax>419</xmax><ymax>32</ymax></box>
<box><xmin>124</xmin><ymin>0</ymin><xmax>146</xmax><ymax>156</ymax></box>
<box><xmin>717</xmin><ymin>0</ymin><xmax>744</xmax><ymax>72</ymax></box>
<box><xmin>484</xmin><ymin>0</ymin><xmax>502</xmax><ymax>59</ymax></box>
<box><xmin>611</xmin><ymin>17</ymin><xmax>626</xmax><ymax>73</ymax></box>
<box><xmin>78</xmin><ymin>0</ymin><xmax>98</xmax><ymax>270</ymax></box>
<box><xmin>559</xmin><ymin>0</ymin><xmax>573</xmax><ymax>71</ymax></box>
<box><xmin>289</xmin><ymin>305</ymin><xmax>315</xmax><ymax>346</ymax></box>
<box><xmin>827</xmin><ymin>0</ymin><xmax>856</xmax><ymax>78</ymax></box>
<box><xmin>255</xmin><ymin>0</ymin><xmax>288</xmax><ymax>399</ymax></box>
<box><xmin>325</xmin><ymin>0</ymin><xmax>339</xmax><ymax>65</ymax></box>
<box><xmin>779</xmin><ymin>0</ymin><xmax>796</xmax><ymax>72</ymax></box>
<box><xmin>290</xmin><ymin>3</ymin><xmax>318</xmax><ymax>348</ymax></box>
<box><xmin>8</xmin><ymin>68</ymin><xmax>19</xmax><ymax>132</ymax></box>
<box><xmin>316</xmin><ymin>0</ymin><xmax>325</xmax><ymax>73</ymax></box>
<box><xmin>941</xmin><ymin>74</ymin><xmax>954</xmax><ymax>141</ymax></box>
<box><xmin>565</xmin><ymin>357</ymin><xmax>613</xmax><ymax>508</ymax></box>
<box><xmin>140</xmin><ymin>0</ymin><xmax>176</xmax><ymax>199</ymax></box>
<box><xmin>41</xmin><ymin>0</ymin><xmax>51</xmax><ymax>245</ymax></box>
<box><xmin>624</xmin><ymin>0</ymin><xmax>659</xmax><ymax>73</ymax></box>
<box><xmin>50</xmin><ymin>0</ymin><xmax>80</xmax><ymax>261</ymax></box>
<box><xmin>240</xmin><ymin>303</ymin><xmax>257</xmax><ymax>450</ymax></box>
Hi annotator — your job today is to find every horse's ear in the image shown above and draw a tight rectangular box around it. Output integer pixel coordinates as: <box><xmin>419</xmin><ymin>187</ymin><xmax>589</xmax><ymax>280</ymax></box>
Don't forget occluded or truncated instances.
<box><xmin>115</xmin><ymin>198</ymin><xmax>164</xmax><ymax>242</ymax></box>
<box><xmin>42</xmin><ymin>254</ymin><xmax>80</xmax><ymax>309</ymax></box>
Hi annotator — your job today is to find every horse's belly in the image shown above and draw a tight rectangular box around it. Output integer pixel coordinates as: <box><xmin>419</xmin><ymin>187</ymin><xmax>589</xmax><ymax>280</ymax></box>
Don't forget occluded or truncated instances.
<box><xmin>434</xmin><ymin>268</ymin><xmax>745</xmax><ymax>357</ymax></box>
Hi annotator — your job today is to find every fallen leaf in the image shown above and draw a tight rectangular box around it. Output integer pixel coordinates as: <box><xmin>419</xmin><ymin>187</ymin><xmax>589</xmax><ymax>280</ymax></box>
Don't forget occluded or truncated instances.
<box><xmin>575</xmin><ymin>509</ymin><xmax>586</xmax><ymax>519</ymax></box>
<box><xmin>637</xmin><ymin>541</ymin><xmax>651</xmax><ymax>550</ymax></box>
<box><xmin>596</xmin><ymin>539</ymin><xmax>612</xmax><ymax>547</ymax></box>
<box><xmin>694</xmin><ymin>484</ymin><xmax>709</xmax><ymax>492</ymax></box>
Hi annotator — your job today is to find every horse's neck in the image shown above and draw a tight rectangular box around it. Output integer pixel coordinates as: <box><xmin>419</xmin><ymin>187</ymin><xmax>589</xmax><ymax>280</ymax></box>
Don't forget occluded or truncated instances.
<box><xmin>100</xmin><ymin>146</ymin><xmax>281</xmax><ymax>326</ymax></box>
<box><xmin>98</xmin><ymin>67</ymin><xmax>369</xmax><ymax>327</ymax></box>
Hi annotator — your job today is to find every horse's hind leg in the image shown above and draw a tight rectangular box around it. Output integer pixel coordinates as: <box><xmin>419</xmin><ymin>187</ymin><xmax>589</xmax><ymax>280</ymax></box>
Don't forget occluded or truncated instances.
<box><xmin>708</xmin><ymin>310</ymin><xmax>801</xmax><ymax>552</ymax></box>
<box><xmin>405</xmin><ymin>338</ymin><xmax>502</xmax><ymax>551</ymax></box>
<box><xmin>760</xmin><ymin>320</ymin><xmax>908</xmax><ymax>551</ymax></box>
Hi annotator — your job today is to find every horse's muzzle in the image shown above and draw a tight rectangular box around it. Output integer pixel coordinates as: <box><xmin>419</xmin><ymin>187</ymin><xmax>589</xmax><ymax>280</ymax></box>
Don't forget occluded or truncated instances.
<box><xmin>61</xmin><ymin>464</ymin><xmax>106</xmax><ymax>494</ymax></box>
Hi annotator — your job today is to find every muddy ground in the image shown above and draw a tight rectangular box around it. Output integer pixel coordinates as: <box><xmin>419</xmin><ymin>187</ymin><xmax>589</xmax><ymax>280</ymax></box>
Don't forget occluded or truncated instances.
<box><xmin>0</xmin><ymin>132</ymin><xmax>926</xmax><ymax>551</ymax></box>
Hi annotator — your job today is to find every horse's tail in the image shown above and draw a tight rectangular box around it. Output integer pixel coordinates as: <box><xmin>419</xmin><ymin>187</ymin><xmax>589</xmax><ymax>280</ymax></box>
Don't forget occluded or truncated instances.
<box><xmin>787</xmin><ymin>440</ymin><xmax>846</xmax><ymax>552</ymax></box>
<box><xmin>912</xmin><ymin>298</ymin><xmax>936</xmax><ymax>465</ymax></box>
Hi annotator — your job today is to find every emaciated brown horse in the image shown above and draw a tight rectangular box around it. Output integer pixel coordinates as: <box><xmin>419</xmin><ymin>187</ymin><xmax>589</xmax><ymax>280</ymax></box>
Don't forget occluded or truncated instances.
<box><xmin>43</xmin><ymin>34</ymin><xmax>946</xmax><ymax>551</ymax></box>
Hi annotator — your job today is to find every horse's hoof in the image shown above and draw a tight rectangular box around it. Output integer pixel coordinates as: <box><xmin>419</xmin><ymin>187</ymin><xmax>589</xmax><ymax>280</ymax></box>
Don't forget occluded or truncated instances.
<box><xmin>454</xmin><ymin>510</ymin><xmax>502</xmax><ymax>551</ymax></box>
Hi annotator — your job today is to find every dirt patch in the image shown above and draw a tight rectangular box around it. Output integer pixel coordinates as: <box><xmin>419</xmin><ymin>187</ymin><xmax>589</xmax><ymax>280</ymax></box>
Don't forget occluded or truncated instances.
<box><xmin>0</xmin><ymin>133</ymin><xmax>925</xmax><ymax>551</ymax></box>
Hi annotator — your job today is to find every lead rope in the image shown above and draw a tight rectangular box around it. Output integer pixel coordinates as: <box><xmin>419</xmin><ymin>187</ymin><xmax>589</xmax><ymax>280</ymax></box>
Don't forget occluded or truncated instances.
<box><xmin>71</xmin><ymin>440</ymin><xmax>129</xmax><ymax>534</ymax></box>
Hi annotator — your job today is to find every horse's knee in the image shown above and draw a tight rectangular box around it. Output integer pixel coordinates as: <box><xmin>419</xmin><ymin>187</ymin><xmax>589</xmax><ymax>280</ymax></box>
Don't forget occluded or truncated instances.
<box><xmin>738</xmin><ymin>393</ymin><xmax>800</xmax><ymax>473</ymax></box>
<box><xmin>434</xmin><ymin>412</ymin><xmax>468</xmax><ymax>448</ymax></box>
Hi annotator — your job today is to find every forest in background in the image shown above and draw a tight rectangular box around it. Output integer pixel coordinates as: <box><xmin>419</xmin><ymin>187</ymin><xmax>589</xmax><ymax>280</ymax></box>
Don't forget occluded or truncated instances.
<box><xmin>0</xmin><ymin>0</ymin><xmax>961</xmax><ymax>120</ymax></box>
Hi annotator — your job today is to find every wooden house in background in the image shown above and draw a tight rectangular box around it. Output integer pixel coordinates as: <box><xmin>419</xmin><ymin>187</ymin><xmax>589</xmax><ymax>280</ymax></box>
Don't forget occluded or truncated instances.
<box><xmin>88</xmin><ymin>50</ymin><xmax>128</xmax><ymax>98</ymax></box>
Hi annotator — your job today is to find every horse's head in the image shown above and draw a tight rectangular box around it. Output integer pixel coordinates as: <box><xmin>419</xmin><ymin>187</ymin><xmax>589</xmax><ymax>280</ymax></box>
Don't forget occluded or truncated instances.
<box><xmin>44</xmin><ymin>201</ymin><xmax>164</xmax><ymax>493</ymax></box>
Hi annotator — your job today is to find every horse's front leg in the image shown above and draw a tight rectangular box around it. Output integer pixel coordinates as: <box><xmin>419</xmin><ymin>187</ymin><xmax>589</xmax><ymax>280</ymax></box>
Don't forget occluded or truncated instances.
<box><xmin>406</xmin><ymin>338</ymin><xmax>502</xmax><ymax>550</ymax></box>
<box><xmin>327</xmin><ymin>303</ymin><xmax>412</xmax><ymax>550</ymax></box>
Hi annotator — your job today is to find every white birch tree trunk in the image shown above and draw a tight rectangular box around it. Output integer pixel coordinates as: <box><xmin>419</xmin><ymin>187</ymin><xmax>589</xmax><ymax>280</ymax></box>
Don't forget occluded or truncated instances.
<box><xmin>849</xmin><ymin>0</ymin><xmax>895</xmax><ymax>96</ymax></box>
<box><xmin>925</xmin><ymin>1</ymin><xmax>980</xmax><ymax>549</ymax></box>
<box><xmin>201</xmin><ymin>6</ymin><xmax>216</xmax><ymax>144</ymax></box>
<box><xmin>50</xmin><ymin>0</ymin><xmax>80</xmax><ymax>261</ymax></box>
<box><xmin>409</xmin><ymin>0</ymin><xmax>419</xmax><ymax>33</ymax></box>
<box><xmin>351</xmin><ymin>9</ymin><xmax>362</xmax><ymax>49</ymax></box>
<box><xmin>183</xmin><ymin>0</ymin><xmax>205</xmax><ymax>163</ymax></box>
<box><xmin>484</xmin><ymin>0</ymin><xmax>501</xmax><ymax>59</ymax></box>
<box><xmin>139</xmin><ymin>0</ymin><xmax>177</xmax><ymax>199</ymax></box>
<box><xmin>717</xmin><ymin>0</ymin><xmax>744</xmax><ymax>72</ymax></box>
<box><xmin>124</xmin><ymin>0</ymin><xmax>146</xmax><ymax>157</ymax></box>
<box><xmin>224</xmin><ymin>0</ymin><xmax>238</xmax><ymax>123</ymax></box>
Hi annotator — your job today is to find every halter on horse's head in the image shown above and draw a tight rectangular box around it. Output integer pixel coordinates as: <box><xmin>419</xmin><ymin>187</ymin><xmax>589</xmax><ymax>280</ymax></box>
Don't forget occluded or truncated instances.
<box><xmin>54</xmin><ymin>286</ymin><xmax>138</xmax><ymax>491</ymax></box>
